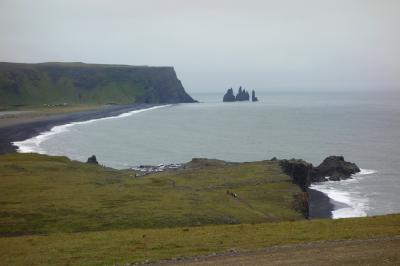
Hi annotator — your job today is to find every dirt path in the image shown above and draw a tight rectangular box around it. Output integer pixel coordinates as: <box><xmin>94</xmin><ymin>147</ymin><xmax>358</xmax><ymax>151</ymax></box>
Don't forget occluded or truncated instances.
<box><xmin>146</xmin><ymin>236</ymin><xmax>400</xmax><ymax>266</ymax></box>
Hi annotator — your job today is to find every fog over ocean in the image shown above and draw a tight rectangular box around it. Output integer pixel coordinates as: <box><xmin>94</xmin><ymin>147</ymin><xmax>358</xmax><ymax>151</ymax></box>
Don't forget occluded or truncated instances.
<box><xmin>15</xmin><ymin>91</ymin><xmax>400</xmax><ymax>218</ymax></box>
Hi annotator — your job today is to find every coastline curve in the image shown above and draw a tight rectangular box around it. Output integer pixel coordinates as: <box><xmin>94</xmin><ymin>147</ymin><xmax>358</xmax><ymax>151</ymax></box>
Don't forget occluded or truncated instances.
<box><xmin>12</xmin><ymin>105</ymin><xmax>170</xmax><ymax>154</ymax></box>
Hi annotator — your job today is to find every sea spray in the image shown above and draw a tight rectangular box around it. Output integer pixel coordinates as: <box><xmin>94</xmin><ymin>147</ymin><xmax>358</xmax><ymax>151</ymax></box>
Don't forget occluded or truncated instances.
<box><xmin>310</xmin><ymin>169</ymin><xmax>377</xmax><ymax>219</ymax></box>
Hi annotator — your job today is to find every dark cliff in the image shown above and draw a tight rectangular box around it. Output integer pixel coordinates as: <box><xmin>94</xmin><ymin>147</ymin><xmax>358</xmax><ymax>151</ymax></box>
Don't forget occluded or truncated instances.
<box><xmin>279</xmin><ymin>155</ymin><xmax>360</xmax><ymax>188</ymax></box>
<box><xmin>279</xmin><ymin>156</ymin><xmax>360</xmax><ymax>218</ymax></box>
<box><xmin>0</xmin><ymin>62</ymin><xmax>196</xmax><ymax>106</ymax></box>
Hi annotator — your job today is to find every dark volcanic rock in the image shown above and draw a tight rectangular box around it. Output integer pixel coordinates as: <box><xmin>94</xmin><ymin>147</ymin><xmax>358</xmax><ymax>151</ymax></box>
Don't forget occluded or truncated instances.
<box><xmin>279</xmin><ymin>159</ymin><xmax>313</xmax><ymax>191</ymax></box>
<box><xmin>279</xmin><ymin>155</ymin><xmax>360</xmax><ymax>187</ymax></box>
<box><xmin>278</xmin><ymin>155</ymin><xmax>360</xmax><ymax>219</ymax></box>
<box><xmin>293</xmin><ymin>192</ymin><xmax>309</xmax><ymax>218</ymax></box>
<box><xmin>223</xmin><ymin>86</ymin><xmax>255</xmax><ymax>102</ymax></box>
<box><xmin>312</xmin><ymin>156</ymin><xmax>360</xmax><ymax>182</ymax></box>
<box><xmin>251</xmin><ymin>90</ymin><xmax>258</xmax><ymax>102</ymax></box>
<box><xmin>223</xmin><ymin>88</ymin><xmax>236</xmax><ymax>102</ymax></box>
<box><xmin>86</xmin><ymin>155</ymin><xmax>98</xmax><ymax>164</ymax></box>
<box><xmin>235</xmin><ymin>86</ymin><xmax>250</xmax><ymax>101</ymax></box>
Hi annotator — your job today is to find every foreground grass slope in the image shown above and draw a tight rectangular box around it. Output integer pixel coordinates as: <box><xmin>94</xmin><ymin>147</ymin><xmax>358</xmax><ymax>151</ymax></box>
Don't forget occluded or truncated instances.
<box><xmin>0</xmin><ymin>215</ymin><xmax>399</xmax><ymax>265</ymax></box>
<box><xmin>0</xmin><ymin>153</ymin><xmax>305</xmax><ymax>236</ymax></box>
<box><xmin>0</xmin><ymin>153</ymin><xmax>399</xmax><ymax>265</ymax></box>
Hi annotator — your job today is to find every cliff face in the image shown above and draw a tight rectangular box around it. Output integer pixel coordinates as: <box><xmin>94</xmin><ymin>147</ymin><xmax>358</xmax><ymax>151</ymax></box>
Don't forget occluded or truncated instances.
<box><xmin>0</xmin><ymin>62</ymin><xmax>196</xmax><ymax>106</ymax></box>
<box><xmin>279</xmin><ymin>159</ymin><xmax>313</xmax><ymax>192</ymax></box>
<box><xmin>279</xmin><ymin>156</ymin><xmax>361</xmax><ymax>219</ymax></box>
<box><xmin>279</xmin><ymin>156</ymin><xmax>361</xmax><ymax>188</ymax></box>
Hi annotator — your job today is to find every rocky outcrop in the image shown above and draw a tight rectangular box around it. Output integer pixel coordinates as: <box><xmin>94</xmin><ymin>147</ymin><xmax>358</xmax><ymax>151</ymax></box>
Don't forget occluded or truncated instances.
<box><xmin>293</xmin><ymin>192</ymin><xmax>309</xmax><ymax>218</ymax></box>
<box><xmin>279</xmin><ymin>156</ymin><xmax>360</xmax><ymax>186</ymax></box>
<box><xmin>223</xmin><ymin>88</ymin><xmax>236</xmax><ymax>102</ymax></box>
<box><xmin>279</xmin><ymin>156</ymin><xmax>360</xmax><ymax>219</ymax></box>
<box><xmin>86</xmin><ymin>155</ymin><xmax>98</xmax><ymax>164</ymax></box>
<box><xmin>222</xmin><ymin>86</ymin><xmax>254</xmax><ymax>102</ymax></box>
<box><xmin>251</xmin><ymin>90</ymin><xmax>258</xmax><ymax>102</ymax></box>
<box><xmin>0</xmin><ymin>62</ymin><xmax>197</xmax><ymax>107</ymax></box>
<box><xmin>279</xmin><ymin>159</ymin><xmax>313</xmax><ymax>191</ymax></box>
<box><xmin>312</xmin><ymin>156</ymin><xmax>360</xmax><ymax>182</ymax></box>
<box><xmin>279</xmin><ymin>159</ymin><xmax>312</xmax><ymax>218</ymax></box>
<box><xmin>235</xmin><ymin>87</ymin><xmax>250</xmax><ymax>101</ymax></box>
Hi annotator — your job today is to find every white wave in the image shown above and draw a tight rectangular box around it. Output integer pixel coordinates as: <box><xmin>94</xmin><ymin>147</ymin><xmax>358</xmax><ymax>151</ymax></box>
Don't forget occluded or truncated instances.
<box><xmin>13</xmin><ymin>105</ymin><xmax>169</xmax><ymax>154</ymax></box>
<box><xmin>355</xmin><ymin>169</ymin><xmax>377</xmax><ymax>176</ymax></box>
<box><xmin>311</xmin><ymin>168</ymin><xmax>377</xmax><ymax>219</ymax></box>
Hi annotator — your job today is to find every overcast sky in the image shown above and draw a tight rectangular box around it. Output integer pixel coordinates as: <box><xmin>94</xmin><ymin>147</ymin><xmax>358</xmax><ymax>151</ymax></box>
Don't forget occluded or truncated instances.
<box><xmin>0</xmin><ymin>0</ymin><xmax>399</xmax><ymax>92</ymax></box>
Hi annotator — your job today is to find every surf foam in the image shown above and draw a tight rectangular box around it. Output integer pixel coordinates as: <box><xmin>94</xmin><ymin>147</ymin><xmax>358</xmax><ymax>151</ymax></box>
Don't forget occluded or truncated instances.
<box><xmin>310</xmin><ymin>169</ymin><xmax>376</xmax><ymax>219</ymax></box>
<box><xmin>13</xmin><ymin>105</ymin><xmax>169</xmax><ymax>154</ymax></box>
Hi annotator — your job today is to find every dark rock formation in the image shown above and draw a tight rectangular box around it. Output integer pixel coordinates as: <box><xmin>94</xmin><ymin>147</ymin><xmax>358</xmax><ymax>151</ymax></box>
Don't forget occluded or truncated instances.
<box><xmin>86</xmin><ymin>155</ymin><xmax>98</xmax><ymax>164</ymax></box>
<box><xmin>235</xmin><ymin>86</ymin><xmax>250</xmax><ymax>101</ymax></box>
<box><xmin>223</xmin><ymin>88</ymin><xmax>236</xmax><ymax>102</ymax></box>
<box><xmin>279</xmin><ymin>156</ymin><xmax>360</xmax><ymax>187</ymax></box>
<box><xmin>222</xmin><ymin>86</ymin><xmax>253</xmax><ymax>102</ymax></box>
<box><xmin>279</xmin><ymin>159</ymin><xmax>313</xmax><ymax>191</ymax></box>
<box><xmin>293</xmin><ymin>192</ymin><xmax>309</xmax><ymax>218</ymax></box>
<box><xmin>278</xmin><ymin>156</ymin><xmax>360</xmax><ymax>219</ymax></box>
<box><xmin>251</xmin><ymin>90</ymin><xmax>258</xmax><ymax>102</ymax></box>
<box><xmin>278</xmin><ymin>159</ymin><xmax>311</xmax><ymax>218</ymax></box>
<box><xmin>312</xmin><ymin>156</ymin><xmax>360</xmax><ymax>182</ymax></box>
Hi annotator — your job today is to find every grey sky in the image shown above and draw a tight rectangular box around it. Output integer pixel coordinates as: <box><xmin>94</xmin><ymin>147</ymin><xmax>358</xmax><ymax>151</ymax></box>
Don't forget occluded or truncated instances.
<box><xmin>1</xmin><ymin>0</ymin><xmax>399</xmax><ymax>92</ymax></box>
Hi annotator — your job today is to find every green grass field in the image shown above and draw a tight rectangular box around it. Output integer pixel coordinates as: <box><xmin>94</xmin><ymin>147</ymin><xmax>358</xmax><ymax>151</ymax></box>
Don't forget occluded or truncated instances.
<box><xmin>0</xmin><ymin>215</ymin><xmax>399</xmax><ymax>265</ymax></box>
<box><xmin>0</xmin><ymin>153</ymin><xmax>305</xmax><ymax>236</ymax></box>
<box><xmin>0</xmin><ymin>153</ymin><xmax>398</xmax><ymax>265</ymax></box>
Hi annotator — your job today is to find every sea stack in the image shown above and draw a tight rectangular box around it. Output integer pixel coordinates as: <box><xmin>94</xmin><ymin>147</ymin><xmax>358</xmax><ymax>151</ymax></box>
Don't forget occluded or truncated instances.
<box><xmin>223</xmin><ymin>87</ymin><xmax>254</xmax><ymax>102</ymax></box>
<box><xmin>223</xmin><ymin>88</ymin><xmax>236</xmax><ymax>102</ymax></box>
<box><xmin>252</xmin><ymin>90</ymin><xmax>258</xmax><ymax>102</ymax></box>
<box><xmin>235</xmin><ymin>86</ymin><xmax>250</xmax><ymax>101</ymax></box>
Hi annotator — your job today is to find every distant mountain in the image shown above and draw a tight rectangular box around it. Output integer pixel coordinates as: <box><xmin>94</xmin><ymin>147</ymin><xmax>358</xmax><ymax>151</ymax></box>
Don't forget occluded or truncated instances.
<box><xmin>0</xmin><ymin>62</ymin><xmax>196</xmax><ymax>106</ymax></box>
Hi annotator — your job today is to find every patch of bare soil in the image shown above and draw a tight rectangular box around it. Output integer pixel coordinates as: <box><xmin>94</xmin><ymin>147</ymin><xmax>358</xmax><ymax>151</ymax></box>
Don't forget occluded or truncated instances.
<box><xmin>146</xmin><ymin>236</ymin><xmax>400</xmax><ymax>266</ymax></box>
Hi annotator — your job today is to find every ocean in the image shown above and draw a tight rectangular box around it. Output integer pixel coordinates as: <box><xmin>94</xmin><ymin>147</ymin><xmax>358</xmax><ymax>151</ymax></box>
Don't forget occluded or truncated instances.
<box><xmin>14</xmin><ymin>91</ymin><xmax>400</xmax><ymax>219</ymax></box>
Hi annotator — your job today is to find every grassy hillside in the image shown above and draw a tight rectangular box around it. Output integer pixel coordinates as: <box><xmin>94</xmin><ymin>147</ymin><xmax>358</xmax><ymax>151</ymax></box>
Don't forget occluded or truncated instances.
<box><xmin>0</xmin><ymin>62</ymin><xmax>196</xmax><ymax>107</ymax></box>
<box><xmin>0</xmin><ymin>214</ymin><xmax>398</xmax><ymax>265</ymax></box>
<box><xmin>0</xmin><ymin>153</ymin><xmax>399</xmax><ymax>265</ymax></box>
<box><xmin>0</xmin><ymin>153</ymin><xmax>305</xmax><ymax>236</ymax></box>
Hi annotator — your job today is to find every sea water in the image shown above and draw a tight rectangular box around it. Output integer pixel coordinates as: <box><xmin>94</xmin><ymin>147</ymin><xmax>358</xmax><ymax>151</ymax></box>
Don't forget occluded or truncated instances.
<box><xmin>14</xmin><ymin>91</ymin><xmax>400</xmax><ymax>218</ymax></box>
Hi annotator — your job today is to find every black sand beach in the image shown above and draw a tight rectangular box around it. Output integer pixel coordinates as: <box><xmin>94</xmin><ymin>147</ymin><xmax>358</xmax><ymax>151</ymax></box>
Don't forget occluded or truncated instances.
<box><xmin>0</xmin><ymin>103</ymin><xmax>159</xmax><ymax>154</ymax></box>
<box><xmin>308</xmin><ymin>188</ymin><xmax>334</xmax><ymax>219</ymax></box>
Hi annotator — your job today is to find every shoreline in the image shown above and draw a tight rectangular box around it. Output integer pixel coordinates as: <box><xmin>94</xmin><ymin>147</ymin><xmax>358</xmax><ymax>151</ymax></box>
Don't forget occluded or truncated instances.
<box><xmin>308</xmin><ymin>188</ymin><xmax>334</xmax><ymax>219</ymax></box>
<box><xmin>0</xmin><ymin>103</ymin><xmax>335</xmax><ymax>219</ymax></box>
<box><xmin>0</xmin><ymin>103</ymin><xmax>160</xmax><ymax>154</ymax></box>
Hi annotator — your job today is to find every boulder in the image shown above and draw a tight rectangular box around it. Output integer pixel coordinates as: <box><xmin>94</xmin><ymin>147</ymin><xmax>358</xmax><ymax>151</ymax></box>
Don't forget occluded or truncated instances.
<box><xmin>86</xmin><ymin>155</ymin><xmax>98</xmax><ymax>164</ymax></box>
